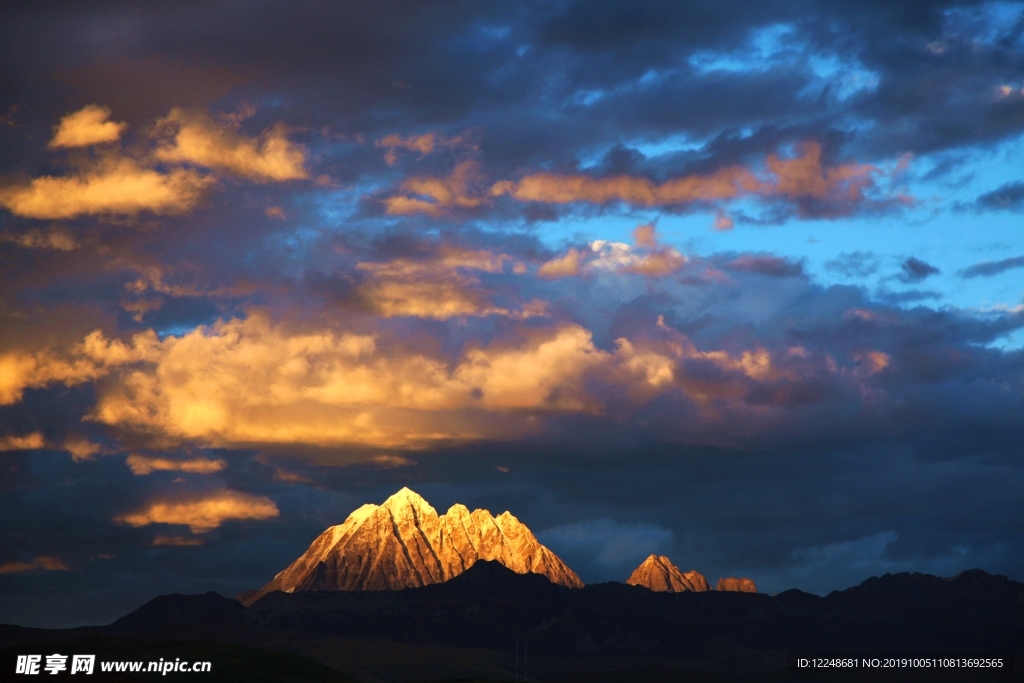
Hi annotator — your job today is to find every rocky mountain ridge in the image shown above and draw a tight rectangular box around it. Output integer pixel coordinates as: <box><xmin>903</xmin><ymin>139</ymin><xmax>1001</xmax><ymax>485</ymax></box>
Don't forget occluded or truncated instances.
<box><xmin>242</xmin><ymin>487</ymin><xmax>581</xmax><ymax>605</ymax></box>
<box><xmin>626</xmin><ymin>554</ymin><xmax>710</xmax><ymax>592</ymax></box>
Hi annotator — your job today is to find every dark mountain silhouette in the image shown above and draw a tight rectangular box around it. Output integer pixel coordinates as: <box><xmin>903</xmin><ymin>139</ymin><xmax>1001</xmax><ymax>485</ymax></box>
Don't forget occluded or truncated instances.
<box><xmin>110</xmin><ymin>591</ymin><xmax>242</xmax><ymax>630</ymax></box>
<box><xmin>2</xmin><ymin>564</ymin><xmax>1020</xmax><ymax>681</ymax></box>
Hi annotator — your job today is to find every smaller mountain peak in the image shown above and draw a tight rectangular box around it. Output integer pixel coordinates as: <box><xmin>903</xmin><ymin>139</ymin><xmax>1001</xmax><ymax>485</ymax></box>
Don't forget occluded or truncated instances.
<box><xmin>717</xmin><ymin>577</ymin><xmax>757</xmax><ymax>593</ymax></box>
<box><xmin>627</xmin><ymin>555</ymin><xmax>708</xmax><ymax>592</ymax></box>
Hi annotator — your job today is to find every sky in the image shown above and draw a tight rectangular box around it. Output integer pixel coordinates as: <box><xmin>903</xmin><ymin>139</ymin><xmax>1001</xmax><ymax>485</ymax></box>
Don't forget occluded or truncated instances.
<box><xmin>1</xmin><ymin>0</ymin><xmax>1023</xmax><ymax>628</ymax></box>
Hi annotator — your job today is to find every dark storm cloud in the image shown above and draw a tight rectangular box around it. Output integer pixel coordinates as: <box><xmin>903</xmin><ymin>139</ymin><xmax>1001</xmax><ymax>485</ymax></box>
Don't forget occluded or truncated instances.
<box><xmin>974</xmin><ymin>180</ymin><xmax>1024</xmax><ymax>210</ymax></box>
<box><xmin>960</xmin><ymin>254</ymin><xmax>1024</xmax><ymax>277</ymax></box>
<box><xmin>898</xmin><ymin>256</ymin><xmax>941</xmax><ymax>282</ymax></box>
<box><xmin>3</xmin><ymin>0</ymin><xmax>1022</xmax><ymax>186</ymax></box>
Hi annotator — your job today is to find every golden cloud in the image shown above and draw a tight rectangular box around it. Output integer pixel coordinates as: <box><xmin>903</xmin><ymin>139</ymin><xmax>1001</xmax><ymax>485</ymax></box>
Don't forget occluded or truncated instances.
<box><xmin>0</xmin><ymin>329</ymin><xmax>159</xmax><ymax>406</ymax></box>
<box><xmin>384</xmin><ymin>161</ymin><xmax>487</xmax><ymax>216</ymax></box>
<box><xmin>492</xmin><ymin>142</ymin><xmax>879</xmax><ymax>210</ymax></box>
<box><xmin>375</xmin><ymin>132</ymin><xmax>472</xmax><ymax>165</ymax></box>
<box><xmin>150</xmin><ymin>535</ymin><xmax>204</xmax><ymax>547</ymax></box>
<box><xmin>353</xmin><ymin>248</ymin><xmax>537</xmax><ymax>319</ymax></box>
<box><xmin>87</xmin><ymin>315</ymin><xmax>617</xmax><ymax>446</ymax></box>
<box><xmin>0</xmin><ymin>227</ymin><xmax>77</xmax><ymax>250</ymax></box>
<box><xmin>0</xmin><ymin>157</ymin><xmax>211</xmax><ymax>219</ymax></box>
<box><xmin>539</xmin><ymin>237</ymin><xmax>686</xmax><ymax>279</ymax></box>
<box><xmin>537</xmin><ymin>248</ymin><xmax>583</xmax><ymax>278</ymax></box>
<box><xmin>0</xmin><ymin>556</ymin><xmax>69</xmax><ymax>574</ymax></box>
<box><xmin>0</xmin><ymin>432</ymin><xmax>45</xmax><ymax>451</ymax></box>
<box><xmin>115</xmin><ymin>489</ymin><xmax>279</xmax><ymax>533</ymax></box>
<box><xmin>377</xmin><ymin>133</ymin><xmax>437</xmax><ymax>165</ymax></box>
<box><xmin>49</xmin><ymin>105</ymin><xmax>126</xmax><ymax>148</ymax></box>
<box><xmin>15</xmin><ymin>303</ymin><xmax>891</xmax><ymax>449</ymax></box>
<box><xmin>64</xmin><ymin>436</ymin><xmax>102</xmax><ymax>461</ymax></box>
<box><xmin>126</xmin><ymin>453</ymin><xmax>227</xmax><ymax>475</ymax></box>
<box><xmin>633</xmin><ymin>222</ymin><xmax>658</xmax><ymax>248</ymax></box>
<box><xmin>154</xmin><ymin>109</ymin><xmax>307</xmax><ymax>182</ymax></box>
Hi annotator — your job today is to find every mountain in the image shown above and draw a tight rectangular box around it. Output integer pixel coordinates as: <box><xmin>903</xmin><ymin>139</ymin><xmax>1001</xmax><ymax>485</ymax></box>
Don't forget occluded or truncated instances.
<box><xmin>717</xmin><ymin>577</ymin><xmax>757</xmax><ymax>592</ymax></box>
<box><xmin>109</xmin><ymin>591</ymin><xmax>242</xmax><ymax>629</ymax></box>
<box><xmin>626</xmin><ymin>554</ymin><xmax>710</xmax><ymax>592</ymax></box>
<box><xmin>5</xmin><ymin>566</ymin><xmax>1022</xmax><ymax>683</ymax></box>
<box><xmin>242</xmin><ymin>487</ymin><xmax>582</xmax><ymax>605</ymax></box>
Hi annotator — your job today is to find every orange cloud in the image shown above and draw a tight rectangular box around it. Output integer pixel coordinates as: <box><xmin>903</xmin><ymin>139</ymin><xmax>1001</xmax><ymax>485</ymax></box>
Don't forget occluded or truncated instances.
<box><xmin>384</xmin><ymin>161</ymin><xmax>487</xmax><ymax>216</ymax></box>
<box><xmin>353</xmin><ymin>248</ymin><xmax>538</xmax><ymax>319</ymax></box>
<box><xmin>491</xmin><ymin>142</ymin><xmax>880</xmax><ymax>211</ymax></box>
<box><xmin>115</xmin><ymin>489</ymin><xmax>279</xmax><ymax>533</ymax></box>
<box><xmin>0</xmin><ymin>227</ymin><xmax>78</xmax><ymax>250</ymax></box>
<box><xmin>542</xmin><ymin>239</ymin><xmax>686</xmax><ymax>278</ymax></box>
<box><xmin>49</xmin><ymin>105</ymin><xmax>126</xmax><ymax>148</ymax></box>
<box><xmin>126</xmin><ymin>453</ymin><xmax>227</xmax><ymax>475</ymax></box>
<box><xmin>633</xmin><ymin>222</ymin><xmax>658</xmax><ymax>248</ymax></box>
<box><xmin>0</xmin><ymin>432</ymin><xmax>45</xmax><ymax>451</ymax></box>
<box><xmin>538</xmin><ymin>248</ymin><xmax>583</xmax><ymax>278</ymax></box>
<box><xmin>63</xmin><ymin>436</ymin><xmax>102</xmax><ymax>461</ymax></box>
<box><xmin>854</xmin><ymin>351</ymin><xmax>890</xmax><ymax>374</ymax></box>
<box><xmin>0</xmin><ymin>157</ymin><xmax>211</xmax><ymax>219</ymax></box>
<box><xmin>0</xmin><ymin>329</ymin><xmax>159</xmax><ymax>405</ymax></box>
<box><xmin>377</xmin><ymin>133</ymin><xmax>437</xmax><ymax>165</ymax></box>
<box><xmin>150</xmin><ymin>535</ymin><xmax>204</xmax><ymax>547</ymax></box>
<box><xmin>89</xmin><ymin>316</ymin><xmax>610</xmax><ymax>446</ymax></box>
<box><xmin>623</xmin><ymin>248</ymin><xmax>686</xmax><ymax>276</ymax></box>
<box><xmin>713</xmin><ymin>210</ymin><xmax>734</xmax><ymax>231</ymax></box>
<box><xmin>155</xmin><ymin>109</ymin><xmax>307</xmax><ymax>182</ymax></box>
<box><xmin>375</xmin><ymin>132</ymin><xmax>472</xmax><ymax>165</ymax></box>
<box><xmin>0</xmin><ymin>556</ymin><xmax>69</xmax><ymax>574</ymax></box>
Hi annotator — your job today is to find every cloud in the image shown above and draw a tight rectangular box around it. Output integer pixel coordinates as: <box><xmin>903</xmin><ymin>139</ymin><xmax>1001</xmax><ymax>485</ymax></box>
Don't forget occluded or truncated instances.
<box><xmin>825</xmin><ymin>251</ymin><xmax>879</xmax><ymax>278</ymax></box>
<box><xmin>538</xmin><ymin>248</ymin><xmax>584</xmax><ymax>278</ymax></box>
<box><xmin>726</xmin><ymin>255</ymin><xmax>803</xmax><ymax>277</ymax></box>
<box><xmin>350</xmin><ymin>248</ymin><xmax>538</xmax><ymax>319</ymax></box>
<box><xmin>0</xmin><ymin>329</ymin><xmax>159</xmax><ymax>406</ymax></box>
<box><xmin>383</xmin><ymin>161</ymin><xmax>487</xmax><ymax>216</ymax></box>
<box><xmin>0</xmin><ymin>157</ymin><xmax>211</xmax><ymax>219</ymax></box>
<box><xmin>0</xmin><ymin>556</ymin><xmax>69</xmax><ymax>574</ymax></box>
<box><xmin>632</xmin><ymin>223</ymin><xmax>658</xmax><ymax>248</ymax></box>
<box><xmin>975</xmin><ymin>181</ymin><xmax>1024</xmax><ymax>211</ymax></box>
<box><xmin>49</xmin><ymin>105</ymin><xmax>126</xmax><ymax>148</ymax></box>
<box><xmin>125</xmin><ymin>453</ymin><xmax>227</xmax><ymax>475</ymax></box>
<box><xmin>546</xmin><ymin>239</ymin><xmax>685</xmax><ymax>278</ymax></box>
<box><xmin>74</xmin><ymin>304</ymin><xmax>887</xmax><ymax>449</ymax></box>
<box><xmin>898</xmin><ymin>257</ymin><xmax>940</xmax><ymax>283</ymax></box>
<box><xmin>960</xmin><ymin>256</ymin><xmax>1024</xmax><ymax>279</ymax></box>
<box><xmin>114</xmin><ymin>489</ymin><xmax>280</xmax><ymax>533</ymax></box>
<box><xmin>63</xmin><ymin>437</ymin><xmax>103</xmax><ymax>461</ymax></box>
<box><xmin>150</xmin><ymin>535</ymin><xmax>204</xmax><ymax>547</ymax></box>
<box><xmin>0</xmin><ymin>432</ymin><xmax>46</xmax><ymax>451</ymax></box>
<box><xmin>0</xmin><ymin>227</ymin><xmax>78</xmax><ymax>250</ymax></box>
<box><xmin>89</xmin><ymin>315</ymin><xmax>619</xmax><ymax>446</ymax></box>
<box><xmin>492</xmin><ymin>143</ymin><xmax>886</xmax><ymax>217</ymax></box>
<box><xmin>154</xmin><ymin>108</ymin><xmax>307</xmax><ymax>182</ymax></box>
<box><xmin>375</xmin><ymin>132</ymin><xmax>472</xmax><ymax>165</ymax></box>
<box><xmin>376</xmin><ymin>133</ymin><xmax>437</xmax><ymax>165</ymax></box>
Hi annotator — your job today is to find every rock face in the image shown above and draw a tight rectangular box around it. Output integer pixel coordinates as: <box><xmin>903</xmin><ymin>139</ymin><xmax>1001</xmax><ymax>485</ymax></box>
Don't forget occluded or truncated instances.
<box><xmin>242</xmin><ymin>487</ymin><xmax>582</xmax><ymax>605</ymax></box>
<box><xmin>717</xmin><ymin>577</ymin><xmax>757</xmax><ymax>593</ymax></box>
<box><xmin>626</xmin><ymin>555</ymin><xmax>710</xmax><ymax>593</ymax></box>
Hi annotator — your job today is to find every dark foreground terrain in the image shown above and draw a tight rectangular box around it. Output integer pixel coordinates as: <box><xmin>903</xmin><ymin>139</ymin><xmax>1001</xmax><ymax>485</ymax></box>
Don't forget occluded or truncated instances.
<box><xmin>2</xmin><ymin>563</ymin><xmax>1021</xmax><ymax>682</ymax></box>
